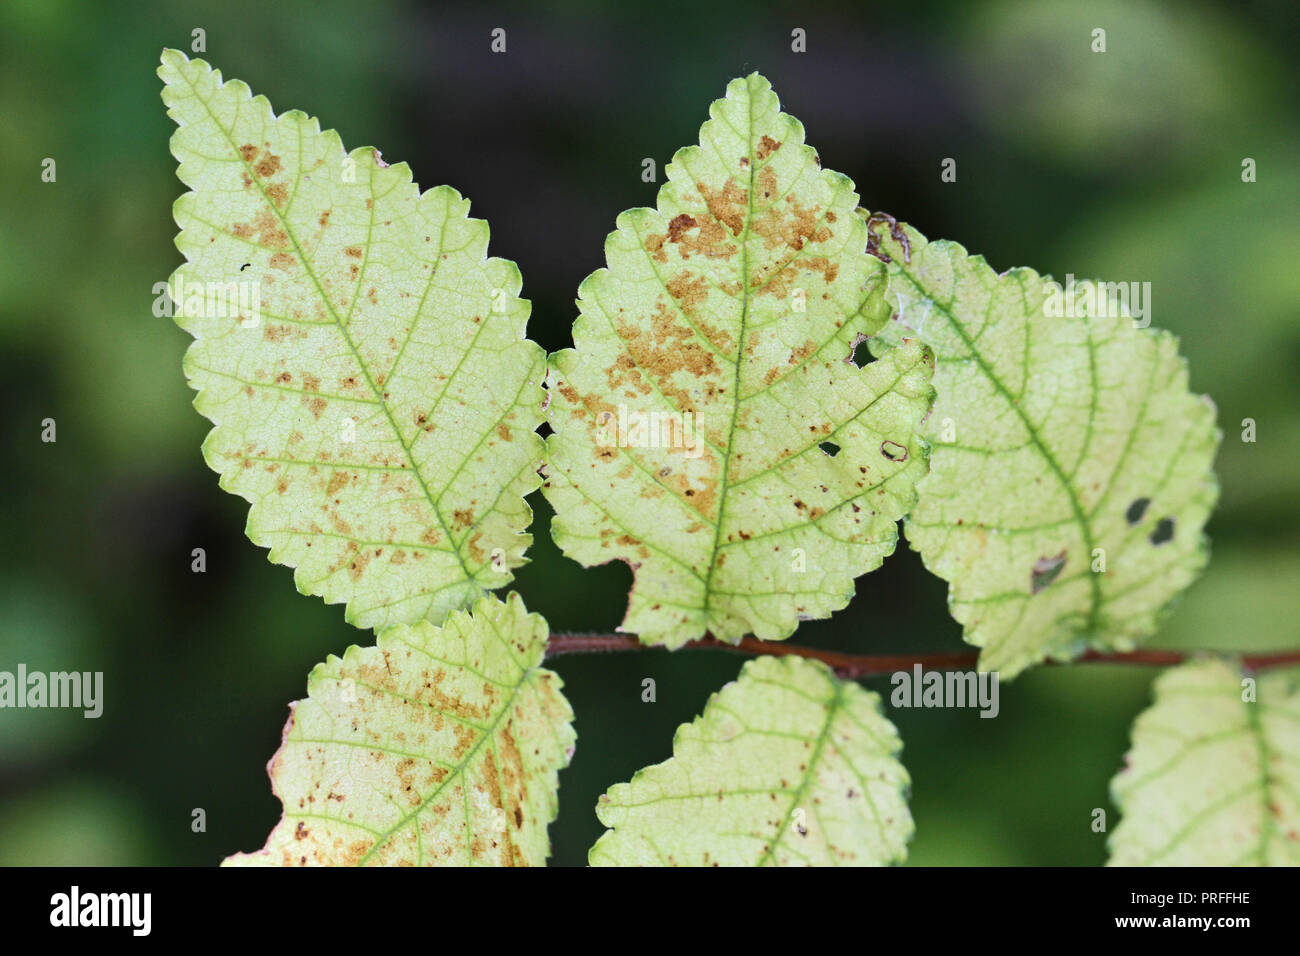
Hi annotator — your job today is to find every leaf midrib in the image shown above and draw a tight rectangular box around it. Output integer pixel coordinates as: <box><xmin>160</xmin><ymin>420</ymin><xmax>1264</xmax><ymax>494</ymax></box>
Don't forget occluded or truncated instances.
<box><xmin>352</xmin><ymin>623</ymin><xmax>537</xmax><ymax>866</ymax></box>
<box><xmin>701</xmin><ymin>79</ymin><xmax>758</xmax><ymax>621</ymax></box>
<box><xmin>757</xmin><ymin>676</ymin><xmax>840</xmax><ymax>866</ymax></box>
<box><xmin>1129</xmin><ymin>688</ymin><xmax>1295</xmax><ymax>865</ymax></box>
<box><xmin>1244</xmin><ymin>689</ymin><xmax>1276</xmax><ymax>864</ymax></box>
<box><xmin>894</xmin><ymin>264</ymin><xmax>1103</xmax><ymax>638</ymax></box>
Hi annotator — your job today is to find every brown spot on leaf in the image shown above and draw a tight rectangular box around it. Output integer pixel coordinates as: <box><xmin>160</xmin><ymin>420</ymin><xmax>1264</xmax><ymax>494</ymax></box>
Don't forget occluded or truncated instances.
<box><xmin>257</xmin><ymin>211</ymin><xmax>288</xmax><ymax>247</ymax></box>
<box><xmin>668</xmin><ymin>213</ymin><xmax>738</xmax><ymax>262</ymax></box>
<box><xmin>756</xmin><ymin>135</ymin><xmax>781</xmax><ymax>161</ymax></box>
<box><xmin>613</xmin><ymin>303</ymin><xmax>720</xmax><ymax>418</ymax></box>
<box><xmin>667</xmin><ymin>214</ymin><xmax>697</xmax><ymax>241</ymax></box>
<box><xmin>764</xmin><ymin>339</ymin><xmax>818</xmax><ymax>385</ymax></box>
<box><xmin>395</xmin><ymin>758</ymin><xmax>422</xmax><ymax>807</ymax></box>
<box><xmin>751</xmin><ymin>199</ymin><xmax>831</xmax><ymax>257</ymax></box>
<box><xmin>450</xmin><ymin>720</ymin><xmax>477</xmax><ymax>758</ymax></box>
<box><xmin>254</xmin><ymin>153</ymin><xmax>283</xmax><ymax>178</ymax></box>
<box><xmin>665</xmin><ymin>271</ymin><xmax>709</xmax><ymax>314</ymax></box>
<box><xmin>667</xmin><ymin>471</ymin><xmax>718</xmax><ymax>518</ymax></box>
<box><xmin>500</xmin><ymin>721</ymin><xmax>527</xmax><ymax>808</ymax></box>
<box><xmin>697</xmin><ymin>179</ymin><xmax>747</xmax><ymax>236</ymax></box>
<box><xmin>644</xmin><ymin>232</ymin><xmax>668</xmax><ymax>263</ymax></box>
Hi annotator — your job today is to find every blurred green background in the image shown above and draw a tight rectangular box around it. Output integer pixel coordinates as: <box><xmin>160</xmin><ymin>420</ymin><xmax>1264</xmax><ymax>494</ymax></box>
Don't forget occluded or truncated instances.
<box><xmin>1</xmin><ymin>0</ymin><xmax>1296</xmax><ymax>866</ymax></box>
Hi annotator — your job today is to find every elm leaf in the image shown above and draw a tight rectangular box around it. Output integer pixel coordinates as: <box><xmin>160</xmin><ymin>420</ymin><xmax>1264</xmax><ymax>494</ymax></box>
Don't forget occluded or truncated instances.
<box><xmin>589</xmin><ymin>655</ymin><xmax>912</xmax><ymax>866</ymax></box>
<box><xmin>543</xmin><ymin>74</ymin><xmax>934</xmax><ymax>649</ymax></box>
<box><xmin>868</xmin><ymin>222</ymin><xmax>1219</xmax><ymax>677</ymax></box>
<box><xmin>1109</xmin><ymin>658</ymin><xmax>1300</xmax><ymax>866</ymax></box>
<box><xmin>223</xmin><ymin>593</ymin><xmax>574</xmax><ymax>867</ymax></box>
<box><xmin>159</xmin><ymin>50</ymin><xmax>545</xmax><ymax>630</ymax></box>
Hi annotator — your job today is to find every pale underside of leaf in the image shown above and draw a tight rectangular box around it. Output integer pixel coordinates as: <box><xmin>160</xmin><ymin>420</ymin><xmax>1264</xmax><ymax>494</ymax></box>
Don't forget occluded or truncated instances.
<box><xmin>223</xmin><ymin>592</ymin><xmax>574</xmax><ymax>867</ymax></box>
<box><xmin>867</xmin><ymin>222</ymin><xmax>1219</xmax><ymax>678</ymax></box>
<box><xmin>543</xmin><ymin>74</ymin><xmax>934</xmax><ymax>649</ymax></box>
<box><xmin>590</xmin><ymin>655</ymin><xmax>912</xmax><ymax>866</ymax></box>
<box><xmin>159</xmin><ymin>50</ymin><xmax>545</xmax><ymax>631</ymax></box>
<box><xmin>1109</xmin><ymin>658</ymin><xmax>1300</xmax><ymax>866</ymax></box>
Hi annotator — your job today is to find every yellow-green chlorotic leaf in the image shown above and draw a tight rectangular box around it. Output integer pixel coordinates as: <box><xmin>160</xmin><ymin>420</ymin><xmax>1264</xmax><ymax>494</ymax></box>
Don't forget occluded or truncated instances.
<box><xmin>160</xmin><ymin>50</ymin><xmax>545</xmax><ymax>630</ymax></box>
<box><xmin>1109</xmin><ymin>658</ymin><xmax>1300</xmax><ymax>866</ymax></box>
<box><xmin>590</xmin><ymin>655</ymin><xmax>912</xmax><ymax>866</ymax></box>
<box><xmin>543</xmin><ymin>74</ymin><xmax>934</xmax><ymax>648</ymax></box>
<box><xmin>869</xmin><ymin>223</ymin><xmax>1219</xmax><ymax>677</ymax></box>
<box><xmin>224</xmin><ymin>593</ymin><xmax>574</xmax><ymax>866</ymax></box>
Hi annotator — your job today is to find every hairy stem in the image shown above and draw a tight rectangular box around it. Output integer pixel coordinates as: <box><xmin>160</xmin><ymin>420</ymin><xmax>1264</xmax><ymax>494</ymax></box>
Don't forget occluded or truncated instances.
<box><xmin>545</xmin><ymin>634</ymin><xmax>1300</xmax><ymax>680</ymax></box>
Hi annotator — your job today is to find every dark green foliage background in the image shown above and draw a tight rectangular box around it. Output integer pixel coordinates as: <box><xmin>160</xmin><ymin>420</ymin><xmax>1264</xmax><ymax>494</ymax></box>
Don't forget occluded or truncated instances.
<box><xmin>1</xmin><ymin>0</ymin><xmax>1296</xmax><ymax>866</ymax></box>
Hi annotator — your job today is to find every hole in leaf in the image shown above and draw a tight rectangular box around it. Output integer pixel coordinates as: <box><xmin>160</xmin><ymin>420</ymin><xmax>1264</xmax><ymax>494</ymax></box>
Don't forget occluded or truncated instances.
<box><xmin>819</xmin><ymin>441</ymin><xmax>840</xmax><ymax>457</ymax></box>
<box><xmin>537</xmin><ymin>421</ymin><xmax>554</xmax><ymax>439</ymax></box>
<box><xmin>880</xmin><ymin>440</ymin><xmax>908</xmax><ymax>462</ymax></box>
<box><xmin>1030</xmin><ymin>551</ymin><xmax>1067</xmax><ymax>594</ymax></box>
<box><xmin>846</xmin><ymin>332</ymin><xmax>873</xmax><ymax>369</ymax></box>
<box><xmin>1150</xmin><ymin>517</ymin><xmax>1175</xmax><ymax>545</ymax></box>
<box><xmin>1125</xmin><ymin>497</ymin><xmax>1150</xmax><ymax>525</ymax></box>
